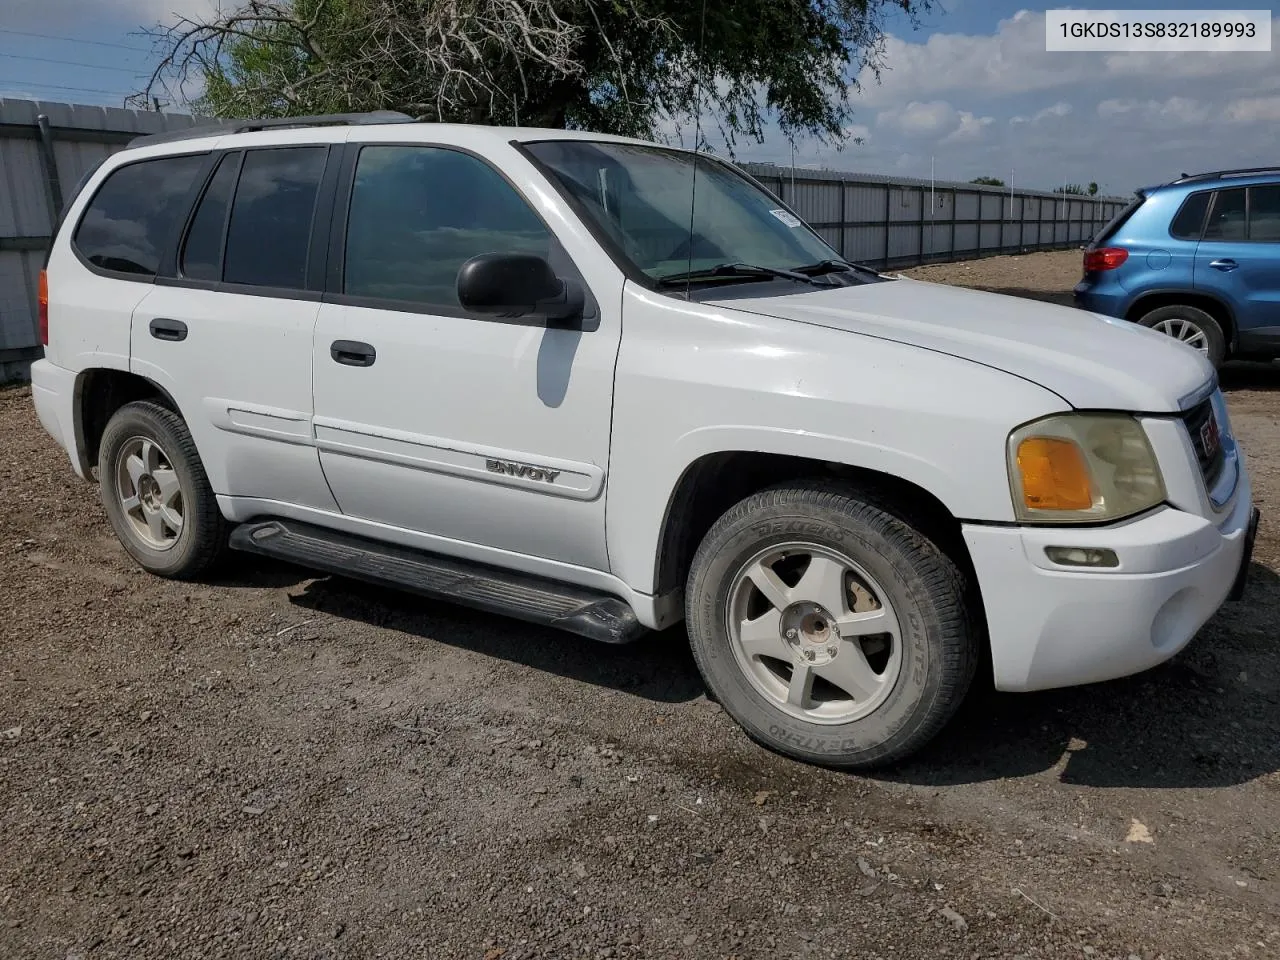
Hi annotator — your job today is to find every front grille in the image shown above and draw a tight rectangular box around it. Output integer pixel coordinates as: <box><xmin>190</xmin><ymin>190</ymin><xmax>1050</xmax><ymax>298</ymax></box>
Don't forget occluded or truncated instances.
<box><xmin>1182</xmin><ymin>397</ymin><xmax>1226</xmax><ymax>488</ymax></box>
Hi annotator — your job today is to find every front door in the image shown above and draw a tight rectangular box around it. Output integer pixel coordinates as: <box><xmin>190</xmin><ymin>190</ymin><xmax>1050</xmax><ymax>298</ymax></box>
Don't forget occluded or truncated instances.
<box><xmin>1194</xmin><ymin>184</ymin><xmax>1280</xmax><ymax>351</ymax></box>
<box><xmin>312</xmin><ymin>143</ymin><xmax>619</xmax><ymax>571</ymax></box>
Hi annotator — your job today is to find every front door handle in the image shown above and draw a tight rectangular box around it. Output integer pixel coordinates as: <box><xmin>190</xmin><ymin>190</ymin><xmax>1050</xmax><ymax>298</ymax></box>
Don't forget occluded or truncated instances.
<box><xmin>1209</xmin><ymin>258</ymin><xmax>1239</xmax><ymax>272</ymax></box>
<box><xmin>330</xmin><ymin>340</ymin><xmax>376</xmax><ymax>367</ymax></box>
<box><xmin>149</xmin><ymin>318</ymin><xmax>187</xmax><ymax>342</ymax></box>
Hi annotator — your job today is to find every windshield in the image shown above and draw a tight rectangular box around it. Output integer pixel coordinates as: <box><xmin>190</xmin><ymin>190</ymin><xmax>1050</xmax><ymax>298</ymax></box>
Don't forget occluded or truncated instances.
<box><xmin>523</xmin><ymin>140</ymin><xmax>848</xmax><ymax>286</ymax></box>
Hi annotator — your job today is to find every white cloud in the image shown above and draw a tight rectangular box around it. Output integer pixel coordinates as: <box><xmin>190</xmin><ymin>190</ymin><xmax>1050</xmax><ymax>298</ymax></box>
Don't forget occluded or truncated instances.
<box><xmin>1225</xmin><ymin>96</ymin><xmax>1280</xmax><ymax>124</ymax></box>
<box><xmin>941</xmin><ymin>110</ymin><xmax>994</xmax><ymax>143</ymax></box>
<box><xmin>877</xmin><ymin>100</ymin><xmax>959</xmax><ymax>137</ymax></box>
<box><xmin>5</xmin><ymin>0</ymin><xmax>215</xmax><ymax>30</ymax></box>
<box><xmin>854</xmin><ymin>9</ymin><xmax>1277</xmax><ymax>107</ymax></box>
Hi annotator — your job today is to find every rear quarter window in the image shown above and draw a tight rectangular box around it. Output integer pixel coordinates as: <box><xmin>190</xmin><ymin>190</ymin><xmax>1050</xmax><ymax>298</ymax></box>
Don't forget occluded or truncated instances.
<box><xmin>1169</xmin><ymin>190</ymin><xmax>1212</xmax><ymax>240</ymax></box>
<box><xmin>72</xmin><ymin>154</ymin><xmax>207</xmax><ymax>277</ymax></box>
<box><xmin>1090</xmin><ymin>193</ymin><xmax>1145</xmax><ymax>246</ymax></box>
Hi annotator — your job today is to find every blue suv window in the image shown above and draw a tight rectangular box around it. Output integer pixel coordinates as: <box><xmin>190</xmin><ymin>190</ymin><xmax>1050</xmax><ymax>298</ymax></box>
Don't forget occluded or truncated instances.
<box><xmin>1169</xmin><ymin>191</ymin><xmax>1211</xmax><ymax>240</ymax></box>
<box><xmin>1248</xmin><ymin>185</ymin><xmax>1280</xmax><ymax>242</ymax></box>
<box><xmin>1203</xmin><ymin>188</ymin><xmax>1246</xmax><ymax>242</ymax></box>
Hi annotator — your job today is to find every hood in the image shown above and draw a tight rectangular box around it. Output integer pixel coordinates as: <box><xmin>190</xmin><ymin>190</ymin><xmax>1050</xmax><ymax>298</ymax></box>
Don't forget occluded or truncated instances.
<box><xmin>720</xmin><ymin>277</ymin><xmax>1213</xmax><ymax>413</ymax></box>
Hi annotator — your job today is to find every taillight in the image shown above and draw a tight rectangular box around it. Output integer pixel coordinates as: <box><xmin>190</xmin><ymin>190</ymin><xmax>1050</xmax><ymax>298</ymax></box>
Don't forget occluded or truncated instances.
<box><xmin>1084</xmin><ymin>247</ymin><xmax>1129</xmax><ymax>272</ymax></box>
<box><xmin>38</xmin><ymin>270</ymin><xmax>49</xmax><ymax>346</ymax></box>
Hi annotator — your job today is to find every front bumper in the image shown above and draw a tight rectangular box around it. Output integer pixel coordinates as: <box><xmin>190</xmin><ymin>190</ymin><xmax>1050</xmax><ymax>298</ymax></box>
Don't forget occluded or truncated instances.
<box><xmin>963</xmin><ymin>469</ymin><xmax>1255</xmax><ymax>693</ymax></box>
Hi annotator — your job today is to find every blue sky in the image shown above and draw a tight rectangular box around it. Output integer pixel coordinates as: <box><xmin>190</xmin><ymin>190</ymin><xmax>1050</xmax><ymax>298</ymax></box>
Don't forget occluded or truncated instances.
<box><xmin>2</xmin><ymin>1</ymin><xmax>1277</xmax><ymax>193</ymax></box>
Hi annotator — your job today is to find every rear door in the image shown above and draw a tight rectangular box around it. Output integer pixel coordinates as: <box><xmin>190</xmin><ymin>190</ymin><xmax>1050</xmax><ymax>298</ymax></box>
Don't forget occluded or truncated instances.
<box><xmin>1194</xmin><ymin>185</ymin><xmax>1280</xmax><ymax>348</ymax></box>
<box><xmin>130</xmin><ymin>144</ymin><xmax>339</xmax><ymax>510</ymax></box>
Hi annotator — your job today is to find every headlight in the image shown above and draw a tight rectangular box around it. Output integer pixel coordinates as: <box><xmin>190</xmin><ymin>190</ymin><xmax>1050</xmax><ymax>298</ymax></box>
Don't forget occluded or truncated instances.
<box><xmin>1008</xmin><ymin>414</ymin><xmax>1166</xmax><ymax>523</ymax></box>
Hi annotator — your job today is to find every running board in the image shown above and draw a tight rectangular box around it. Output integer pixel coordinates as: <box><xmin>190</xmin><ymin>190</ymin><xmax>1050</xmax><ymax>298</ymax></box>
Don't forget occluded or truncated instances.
<box><xmin>228</xmin><ymin>519</ymin><xmax>647</xmax><ymax>644</ymax></box>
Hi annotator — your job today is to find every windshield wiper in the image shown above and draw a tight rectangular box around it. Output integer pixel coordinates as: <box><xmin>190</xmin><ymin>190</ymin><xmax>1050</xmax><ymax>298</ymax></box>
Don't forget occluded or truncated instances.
<box><xmin>791</xmin><ymin>258</ymin><xmax>882</xmax><ymax>279</ymax></box>
<box><xmin>655</xmin><ymin>262</ymin><xmax>822</xmax><ymax>287</ymax></box>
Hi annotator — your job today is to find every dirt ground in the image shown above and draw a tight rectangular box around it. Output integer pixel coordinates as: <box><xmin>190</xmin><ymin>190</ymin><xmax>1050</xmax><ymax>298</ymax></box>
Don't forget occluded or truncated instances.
<box><xmin>3</xmin><ymin>250</ymin><xmax>1279</xmax><ymax>960</ymax></box>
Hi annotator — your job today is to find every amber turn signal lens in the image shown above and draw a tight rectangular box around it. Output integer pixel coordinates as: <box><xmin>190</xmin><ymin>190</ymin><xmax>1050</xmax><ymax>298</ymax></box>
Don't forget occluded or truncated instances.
<box><xmin>38</xmin><ymin>269</ymin><xmax>49</xmax><ymax>346</ymax></box>
<box><xmin>1016</xmin><ymin>437</ymin><xmax>1093</xmax><ymax>511</ymax></box>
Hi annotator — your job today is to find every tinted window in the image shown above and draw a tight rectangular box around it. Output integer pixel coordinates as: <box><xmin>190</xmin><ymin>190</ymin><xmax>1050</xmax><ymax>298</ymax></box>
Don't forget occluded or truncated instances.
<box><xmin>224</xmin><ymin>147</ymin><xmax>327</xmax><ymax>289</ymax></box>
<box><xmin>73</xmin><ymin>154</ymin><xmax>205</xmax><ymax>276</ymax></box>
<box><xmin>180</xmin><ymin>153</ymin><xmax>239</xmax><ymax>281</ymax></box>
<box><xmin>1169</xmin><ymin>191</ymin><xmax>1211</xmax><ymax>241</ymax></box>
<box><xmin>1203</xmin><ymin>188</ymin><xmax>1247</xmax><ymax>242</ymax></box>
<box><xmin>1093</xmin><ymin>194</ymin><xmax>1144</xmax><ymax>245</ymax></box>
<box><xmin>344</xmin><ymin>146</ymin><xmax>551</xmax><ymax>306</ymax></box>
<box><xmin>1249</xmin><ymin>185</ymin><xmax>1280</xmax><ymax>242</ymax></box>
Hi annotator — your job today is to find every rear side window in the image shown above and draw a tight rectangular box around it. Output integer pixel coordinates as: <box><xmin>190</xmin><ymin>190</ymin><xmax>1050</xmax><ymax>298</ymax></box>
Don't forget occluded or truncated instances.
<box><xmin>1091</xmin><ymin>193</ymin><xmax>1144</xmax><ymax>246</ymax></box>
<box><xmin>223</xmin><ymin>147</ymin><xmax>328</xmax><ymax>289</ymax></box>
<box><xmin>1203</xmin><ymin>188</ymin><xmax>1247</xmax><ymax>242</ymax></box>
<box><xmin>73</xmin><ymin>154</ymin><xmax>206</xmax><ymax>276</ymax></box>
<box><xmin>1248</xmin><ymin>185</ymin><xmax>1280</xmax><ymax>242</ymax></box>
<box><xmin>180</xmin><ymin>153</ymin><xmax>239</xmax><ymax>281</ymax></box>
<box><xmin>342</xmin><ymin>145</ymin><xmax>551</xmax><ymax>308</ymax></box>
<box><xmin>1169</xmin><ymin>191</ymin><xmax>1211</xmax><ymax>241</ymax></box>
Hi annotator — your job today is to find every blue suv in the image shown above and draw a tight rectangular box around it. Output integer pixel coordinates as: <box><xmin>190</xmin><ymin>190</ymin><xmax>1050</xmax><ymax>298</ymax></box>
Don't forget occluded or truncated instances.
<box><xmin>1074</xmin><ymin>167</ymin><xmax>1280</xmax><ymax>369</ymax></box>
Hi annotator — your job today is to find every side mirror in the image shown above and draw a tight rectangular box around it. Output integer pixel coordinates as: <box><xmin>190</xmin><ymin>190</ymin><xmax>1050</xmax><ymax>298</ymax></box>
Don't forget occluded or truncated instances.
<box><xmin>456</xmin><ymin>253</ymin><xmax>585</xmax><ymax>325</ymax></box>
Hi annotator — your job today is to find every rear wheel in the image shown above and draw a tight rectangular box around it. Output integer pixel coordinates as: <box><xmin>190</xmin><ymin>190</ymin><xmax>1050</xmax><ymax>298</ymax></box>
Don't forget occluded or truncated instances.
<box><xmin>1136</xmin><ymin>304</ymin><xmax>1227</xmax><ymax>368</ymax></box>
<box><xmin>98</xmin><ymin>401</ymin><xmax>228</xmax><ymax>579</ymax></box>
<box><xmin>685</xmin><ymin>481</ymin><xmax>978</xmax><ymax>769</ymax></box>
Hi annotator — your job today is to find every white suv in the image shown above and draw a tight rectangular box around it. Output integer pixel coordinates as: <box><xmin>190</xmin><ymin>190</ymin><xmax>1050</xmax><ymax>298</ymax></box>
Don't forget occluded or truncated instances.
<box><xmin>30</xmin><ymin>112</ymin><xmax>1259</xmax><ymax>768</ymax></box>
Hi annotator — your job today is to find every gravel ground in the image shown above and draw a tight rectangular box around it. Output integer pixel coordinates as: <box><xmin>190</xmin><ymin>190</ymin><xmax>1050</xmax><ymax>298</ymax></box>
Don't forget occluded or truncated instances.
<box><xmin>3</xmin><ymin>251</ymin><xmax>1279</xmax><ymax>960</ymax></box>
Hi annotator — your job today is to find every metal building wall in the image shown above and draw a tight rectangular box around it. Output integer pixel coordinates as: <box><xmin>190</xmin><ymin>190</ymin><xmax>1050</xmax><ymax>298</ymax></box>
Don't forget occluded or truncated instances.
<box><xmin>0</xmin><ymin>98</ymin><xmax>203</xmax><ymax>381</ymax></box>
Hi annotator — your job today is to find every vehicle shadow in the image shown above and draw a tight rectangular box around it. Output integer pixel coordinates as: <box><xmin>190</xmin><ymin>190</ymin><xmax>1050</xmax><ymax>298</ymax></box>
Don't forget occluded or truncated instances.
<box><xmin>1220</xmin><ymin>360</ymin><xmax>1280</xmax><ymax>392</ymax></box>
<box><xmin>286</xmin><ymin>575</ymin><xmax>706</xmax><ymax>706</ymax></box>
<box><xmin>884</xmin><ymin>559</ymin><xmax>1280</xmax><ymax>789</ymax></box>
<box><xmin>249</xmin><ymin>556</ymin><xmax>1278</xmax><ymax>787</ymax></box>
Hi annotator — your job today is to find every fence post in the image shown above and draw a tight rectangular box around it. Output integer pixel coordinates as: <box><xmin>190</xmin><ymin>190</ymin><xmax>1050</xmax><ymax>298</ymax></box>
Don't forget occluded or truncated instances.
<box><xmin>35</xmin><ymin>114</ymin><xmax>64</xmax><ymax>228</ymax></box>
<box><xmin>918</xmin><ymin>185</ymin><xmax>927</xmax><ymax>265</ymax></box>
<box><xmin>883</xmin><ymin>185</ymin><xmax>892</xmax><ymax>269</ymax></box>
<box><xmin>838</xmin><ymin>181</ymin><xmax>848</xmax><ymax>258</ymax></box>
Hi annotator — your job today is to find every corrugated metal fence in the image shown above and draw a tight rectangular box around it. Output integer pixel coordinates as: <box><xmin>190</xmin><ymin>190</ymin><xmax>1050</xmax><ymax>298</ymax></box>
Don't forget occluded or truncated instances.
<box><xmin>0</xmin><ymin>97</ymin><xmax>1128</xmax><ymax>382</ymax></box>
<box><xmin>741</xmin><ymin>163</ymin><xmax>1127</xmax><ymax>271</ymax></box>
<box><xmin>0</xmin><ymin>98</ymin><xmax>202</xmax><ymax>381</ymax></box>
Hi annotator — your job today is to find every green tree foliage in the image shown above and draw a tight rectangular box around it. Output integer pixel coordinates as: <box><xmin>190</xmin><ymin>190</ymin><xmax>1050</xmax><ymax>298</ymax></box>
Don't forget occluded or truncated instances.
<box><xmin>137</xmin><ymin>0</ymin><xmax>928</xmax><ymax>148</ymax></box>
<box><xmin>969</xmin><ymin>176</ymin><xmax>1004</xmax><ymax>186</ymax></box>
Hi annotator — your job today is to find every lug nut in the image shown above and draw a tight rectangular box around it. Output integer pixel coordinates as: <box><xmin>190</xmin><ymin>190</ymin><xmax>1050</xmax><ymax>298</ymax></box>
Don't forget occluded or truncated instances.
<box><xmin>786</xmin><ymin>628</ymin><xmax>798</xmax><ymax>640</ymax></box>
<box><xmin>828</xmin><ymin>646</ymin><xmax>838</xmax><ymax>657</ymax></box>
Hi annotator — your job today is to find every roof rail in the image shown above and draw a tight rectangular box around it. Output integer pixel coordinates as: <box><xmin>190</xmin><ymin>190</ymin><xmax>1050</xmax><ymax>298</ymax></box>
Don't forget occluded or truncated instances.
<box><xmin>1171</xmin><ymin>166</ymin><xmax>1280</xmax><ymax>184</ymax></box>
<box><xmin>127</xmin><ymin>110</ymin><xmax>416</xmax><ymax>149</ymax></box>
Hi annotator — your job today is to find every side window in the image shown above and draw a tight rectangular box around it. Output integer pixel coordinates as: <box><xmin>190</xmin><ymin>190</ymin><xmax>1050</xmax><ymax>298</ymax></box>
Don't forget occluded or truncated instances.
<box><xmin>343</xmin><ymin>145</ymin><xmax>551</xmax><ymax>307</ymax></box>
<box><xmin>1169</xmin><ymin>191</ymin><xmax>1211</xmax><ymax>241</ymax></box>
<box><xmin>1202</xmin><ymin>188</ymin><xmax>1246</xmax><ymax>242</ymax></box>
<box><xmin>1248</xmin><ymin>185</ymin><xmax>1280</xmax><ymax>242</ymax></box>
<box><xmin>72</xmin><ymin>154</ymin><xmax>206</xmax><ymax>276</ymax></box>
<box><xmin>223</xmin><ymin>147</ymin><xmax>328</xmax><ymax>289</ymax></box>
<box><xmin>180</xmin><ymin>153</ymin><xmax>239</xmax><ymax>281</ymax></box>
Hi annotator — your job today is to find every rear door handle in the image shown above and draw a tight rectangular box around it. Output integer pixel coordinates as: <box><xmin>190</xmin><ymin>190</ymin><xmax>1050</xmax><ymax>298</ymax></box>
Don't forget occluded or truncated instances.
<box><xmin>330</xmin><ymin>340</ymin><xmax>376</xmax><ymax>367</ymax></box>
<box><xmin>1209</xmin><ymin>258</ymin><xmax>1239</xmax><ymax>272</ymax></box>
<box><xmin>149</xmin><ymin>318</ymin><xmax>187</xmax><ymax>342</ymax></box>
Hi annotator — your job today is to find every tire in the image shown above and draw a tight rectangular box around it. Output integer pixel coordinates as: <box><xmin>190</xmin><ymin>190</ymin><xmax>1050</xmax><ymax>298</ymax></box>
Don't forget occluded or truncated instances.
<box><xmin>685</xmin><ymin>481</ymin><xmax>978</xmax><ymax>769</ymax></box>
<box><xmin>1136</xmin><ymin>304</ymin><xmax>1227</xmax><ymax>368</ymax></box>
<box><xmin>98</xmin><ymin>400</ymin><xmax>228</xmax><ymax>579</ymax></box>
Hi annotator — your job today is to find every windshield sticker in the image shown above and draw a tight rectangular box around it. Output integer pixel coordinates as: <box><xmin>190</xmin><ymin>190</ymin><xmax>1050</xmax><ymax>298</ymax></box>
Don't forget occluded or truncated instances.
<box><xmin>769</xmin><ymin>209</ymin><xmax>803</xmax><ymax>228</ymax></box>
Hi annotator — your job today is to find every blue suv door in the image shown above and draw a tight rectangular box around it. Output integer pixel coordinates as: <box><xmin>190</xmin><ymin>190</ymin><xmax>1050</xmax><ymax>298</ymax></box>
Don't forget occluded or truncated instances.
<box><xmin>1194</xmin><ymin>184</ymin><xmax>1280</xmax><ymax>353</ymax></box>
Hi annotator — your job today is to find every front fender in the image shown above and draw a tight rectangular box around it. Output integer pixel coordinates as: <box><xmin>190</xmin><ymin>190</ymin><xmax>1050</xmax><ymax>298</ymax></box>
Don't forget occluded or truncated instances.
<box><xmin>606</xmin><ymin>283</ymin><xmax>1070</xmax><ymax>594</ymax></box>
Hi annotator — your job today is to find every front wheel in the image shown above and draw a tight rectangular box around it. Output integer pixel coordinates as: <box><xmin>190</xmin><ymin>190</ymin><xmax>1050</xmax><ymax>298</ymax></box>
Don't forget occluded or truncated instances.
<box><xmin>685</xmin><ymin>482</ymin><xmax>978</xmax><ymax>769</ymax></box>
<box><xmin>1136</xmin><ymin>304</ymin><xmax>1227</xmax><ymax>368</ymax></box>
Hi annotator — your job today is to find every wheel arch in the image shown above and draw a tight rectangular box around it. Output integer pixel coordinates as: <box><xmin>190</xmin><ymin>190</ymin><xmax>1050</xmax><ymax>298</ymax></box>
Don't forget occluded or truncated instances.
<box><xmin>1125</xmin><ymin>289</ymin><xmax>1237</xmax><ymax>349</ymax></box>
<box><xmin>75</xmin><ymin>368</ymin><xmax>184</xmax><ymax>474</ymax></box>
<box><xmin>652</xmin><ymin>451</ymin><xmax>984</xmax><ymax>614</ymax></box>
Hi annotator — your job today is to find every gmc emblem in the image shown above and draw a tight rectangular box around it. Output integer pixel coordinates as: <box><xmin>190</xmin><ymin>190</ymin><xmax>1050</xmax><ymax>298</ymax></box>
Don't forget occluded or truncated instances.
<box><xmin>1200</xmin><ymin>412</ymin><xmax>1221</xmax><ymax>457</ymax></box>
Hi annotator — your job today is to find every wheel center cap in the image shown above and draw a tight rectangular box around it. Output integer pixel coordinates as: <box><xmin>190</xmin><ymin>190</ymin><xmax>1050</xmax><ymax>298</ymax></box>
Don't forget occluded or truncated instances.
<box><xmin>780</xmin><ymin>601</ymin><xmax>839</xmax><ymax>665</ymax></box>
